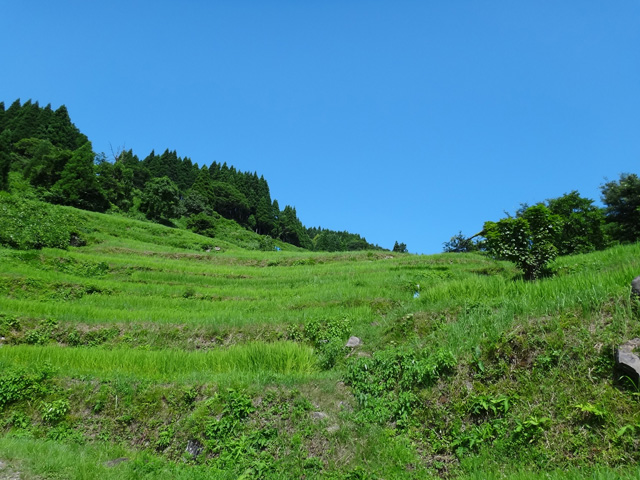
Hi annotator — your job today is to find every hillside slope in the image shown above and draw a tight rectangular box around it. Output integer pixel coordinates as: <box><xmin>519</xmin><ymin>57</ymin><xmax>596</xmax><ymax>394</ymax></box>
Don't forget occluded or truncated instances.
<box><xmin>1</xmin><ymin>201</ymin><xmax>640</xmax><ymax>479</ymax></box>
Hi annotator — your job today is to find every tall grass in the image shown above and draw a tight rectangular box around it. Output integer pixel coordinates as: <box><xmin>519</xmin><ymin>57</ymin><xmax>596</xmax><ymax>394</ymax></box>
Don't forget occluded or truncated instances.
<box><xmin>417</xmin><ymin>244</ymin><xmax>640</xmax><ymax>354</ymax></box>
<box><xmin>0</xmin><ymin>342</ymin><xmax>317</xmax><ymax>381</ymax></box>
<box><xmin>0</xmin><ymin>243</ymin><xmax>410</xmax><ymax>329</ymax></box>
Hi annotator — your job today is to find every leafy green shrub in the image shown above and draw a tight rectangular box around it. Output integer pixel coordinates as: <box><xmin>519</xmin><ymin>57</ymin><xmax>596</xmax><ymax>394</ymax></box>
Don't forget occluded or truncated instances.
<box><xmin>304</xmin><ymin>317</ymin><xmax>352</xmax><ymax>370</ymax></box>
<box><xmin>574</xmin><ymin>402</ymin><xmax>608</xmax><ymax>424</ymax></box>
<box><xmin>512</xmin><ymin>415</ymin><xmax>550</xmax><ymax>444</ymax></box>
<box><xmin>0</xmin><ymin>364</ymin><xmax>55</xmax><ymax>409</ymax></box>
<box><xmin>0</xmin><ymin>194</ymin><xmax>83</xmax><ymax>249</ymax></box>
<box><xmin>47</xmin><ymin>257</ymin><xmax>109</xmax><ymax>276</ymax></box>
<box><xmin>155</xmin><ymin>426</ymin><xmax>174</xmax><ymax>451</ymax></box>
<box><xmin>0</xmin><ymin>314</ymin><xmax>20</xmax><ymax>336</ymax></box>
<box><xmin>186</xmin><ymin>212</ymin><xmax>216</xmax><ymax>237</ymax></box>
<box><xmin>24</xmin><ymin>329</ymin><xmax>51</xmax><ymax>345</ymax></box>
<box><xmin>483</xmin><ymin>205</ymin><xmax>562</xmax><ymax>280</ymax></box>
<box><xmin>318</xmin><ymin>338</ymin><xmax>345</xmax><ymax>370</ymax></box>
<box><xmin>304</xmin><ymin>317</ymin><xmax>351</xmax><ymax>348</ymax></box>
<box><xmin>4</xmin><ymin>410</ymin><xmax>31</xmax><ymax>430</ymax></box>
<box><xmin>468</xmin><ymin>394</ymin><xmax>511</xmax><ymax>417</ymax></box>
<box><xmin>182</xmin><ymin>387</ymin><xmax>198</xmax><ymax>405</ymax></box>
<box><xmin>41</xmin><ymin>399</ymin><xmax>70</xmax><ymax>424</ymax></box>
<box><xmin>344</xmin><ymin>347</ymin><xmax>455</xmax><ymax>425</ymax></box>
<box><xmin>258</xmin><ymin>235</ymin><xmax>275</xmax><ymax>251</ymax></box>
<box><xmin>223</xmin><ymin>389</ymin><xmax>255</xmax><ymax>421</ymax></box>
<box><xmin>452</xmin><ymin>420</ymin><xmax>507</xmax><ymax>453</ymax></box>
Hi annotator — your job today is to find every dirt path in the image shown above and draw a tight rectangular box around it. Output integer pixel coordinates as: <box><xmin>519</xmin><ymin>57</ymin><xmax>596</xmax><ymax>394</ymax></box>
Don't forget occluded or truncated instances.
<box><xmin>0</xmin><ymin>459</ymin><xmax>22</xmax><ymax>480</ymax></box>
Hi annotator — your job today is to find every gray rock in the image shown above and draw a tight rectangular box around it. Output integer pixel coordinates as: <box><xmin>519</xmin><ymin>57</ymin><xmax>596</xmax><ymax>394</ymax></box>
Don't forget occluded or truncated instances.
<box><xmin>632</xmin><ymin>276</ymin><xmax>640</xmax><ymax>298</ymax></box>
<box><xmin>346</xmin><ymin>336</ymin><xmax>362</xmax><ymax>348</ymax></box>
<box><xmin>326</xmin><ymin>424</ymin><xmax>340</xmax><ymax>433</ymax></box>
<box><xmin>105</xmin><ymin>458</ymin><xmax>129</xmax><ymax>467</ymax></box>
<box><xmin>0</xmin><ymin>460</ymin><xmax>20</xmax><ymax>480</ymax></box>
<box><xmin>310</xmin><ymin>411</ymin><xmax>328</xmax><ymax>421</ymax></box>
<box><xmin>186</xmin><ymin>439</ymin><xmax>203</xmax><ymax>457</ymax></box>
<box><xmin>616</xmin><ymin>338</ymin><xmax>640</xmax><ymax>384</ymax></box>
<box><xmin>69</xmin><ymin>233</ymin><xmax>86</xmax><ymax>247</ymax></box>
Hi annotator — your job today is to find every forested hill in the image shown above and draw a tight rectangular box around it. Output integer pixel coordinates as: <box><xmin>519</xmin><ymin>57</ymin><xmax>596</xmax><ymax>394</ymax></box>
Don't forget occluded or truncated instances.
<box><xmin>0</xmin><ymin>99</ymin><xmax>383</xmax><ymax>252</ymax></box>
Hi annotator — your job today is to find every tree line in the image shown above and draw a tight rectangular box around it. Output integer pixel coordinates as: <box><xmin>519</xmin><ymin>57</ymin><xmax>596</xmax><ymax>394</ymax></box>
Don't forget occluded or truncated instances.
<box><xmin>444</xmin><ymin>178</ymin><xmax>640</xmax><ymax>279</ymax></box>
<box><xmin>0</xmin><ymin>99</ymin><xmax>383</xmax><ymax>252</ymax></box>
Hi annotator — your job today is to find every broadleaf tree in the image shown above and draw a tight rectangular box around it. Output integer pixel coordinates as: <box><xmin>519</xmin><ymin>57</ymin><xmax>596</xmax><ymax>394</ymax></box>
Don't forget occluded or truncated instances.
<box><xmin>483</xmin><ymin>205</ymin><xmax>562</xmax><ymax>280</ymax></box>
<box><xmin>48</xmin><ymin>142</ymin><xmax>109</xmax><ymax>212</ymax></box>
<box><xmin>545</xmin><ymin>191</ymin><xmax>607</xmax><ymax>255</ymax></box>
<box><xmin>139</xmin><ymin>176</ymin><xmax>181</xmax><ymax>221</ymax></box>
<box><xmin>601</xmin><ymin>173</ymin><xmax>640</xmax><ymax>244</ymax></box>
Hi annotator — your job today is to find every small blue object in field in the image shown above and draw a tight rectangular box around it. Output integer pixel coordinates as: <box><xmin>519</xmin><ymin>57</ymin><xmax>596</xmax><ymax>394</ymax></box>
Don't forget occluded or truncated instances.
<box><xmin>275</xmin><ymin>246</ymin><xmax>281</xmax><ymax>251</ymax></box>
<box><xmin>413</xmin><ymin>291</ymin><xmax>420</xmax><ymax>299</ymax></box>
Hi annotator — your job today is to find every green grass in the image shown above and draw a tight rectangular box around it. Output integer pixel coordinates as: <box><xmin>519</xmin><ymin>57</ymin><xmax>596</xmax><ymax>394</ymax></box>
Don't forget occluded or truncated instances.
<box><xmin>0</xmin><ymin>437</ymin><xmax>237</xmax><ymax>479</ymax></box>
<box><xmin>3</xmin><ymin>200</ymin><xmax>640</xmax><ymax>478</ymax></box>
<box><xmin>0</xmin><ymin>342</ymin><xmax>318</xmax><ymax>382</ymax></box>
<box><xmin>2</xmin><ymin>437</ymin><xmax>640</xmax><ymax>480</ymax></box>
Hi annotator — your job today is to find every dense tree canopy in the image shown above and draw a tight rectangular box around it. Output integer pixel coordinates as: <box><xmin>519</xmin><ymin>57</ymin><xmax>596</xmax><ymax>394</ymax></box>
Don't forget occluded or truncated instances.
<box><xmin>2</xmin><ymin>100</ymin><xmax>87</xmax><ymax>150</ymax></box>
<box><xmin>601</xmin><ymin>173</ymin><xmax>640</xmax><ymax>244</ymax></box>
<box><xmin>48</xmin><ymin>143</ymin><xmax>109</xmax><ymax>212</ymax></box>
<box><xmin>306</xmin><ymin>227</ymin><xmax>381</xmax><ymax>252</ymax></box>
<box><xmin>393</xmin><ymin>241</ymin><xmax>408</xmax><ymax>253</ymax></box>
<box><xmin>279</xmin><ymin>205</ymin><xmax>313</xmax><ymax>249</ymax></box>
<box><xmin>545</xmin><ymin>191</ymin><xmax>607</xmax><ymax>255</ymax></box>
<box><xmin>0</xmin><ymin>129</ymin><xmax>11</xmax><ymax>191</ymax></box>
<box><xmin>0</xmin><ymin>98</ymin><xmax>389</xmax><ymax>252</ymax></box>
<box><xmin>95</xmin><ymin>155</ymin><xmax>134</xmax><ymax>211</ymax></box>
<box><xmin>139</xmin><ymin>176</ymin><xmax>182</xmax><ymax>221</ymax></box>
<box><xmin>443</xmin><ymin>231</ymin><xmax>481</xmax><ymax>253</ymax></box>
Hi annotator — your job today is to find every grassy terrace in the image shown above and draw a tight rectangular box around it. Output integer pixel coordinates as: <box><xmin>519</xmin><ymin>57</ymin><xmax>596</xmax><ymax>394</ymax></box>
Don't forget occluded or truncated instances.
<box><xmin>2</xmin><ymin>205</ymin><xmax>640</xmax><ymax>478</ymax></box>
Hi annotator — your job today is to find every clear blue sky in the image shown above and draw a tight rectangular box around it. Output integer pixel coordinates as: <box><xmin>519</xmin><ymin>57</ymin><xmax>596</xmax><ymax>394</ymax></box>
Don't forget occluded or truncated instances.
<box><xmin>2</xmin><ymin>1</ymin><xmax>639</xmax><ymax>253</ymax></box>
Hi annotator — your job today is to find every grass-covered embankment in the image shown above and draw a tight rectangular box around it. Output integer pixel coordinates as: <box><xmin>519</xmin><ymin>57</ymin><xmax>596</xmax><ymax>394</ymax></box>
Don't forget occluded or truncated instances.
<box><xmin>2</xmin><ymin>198</ymin><xmax>640</xmax><ymax>478</ymax></box>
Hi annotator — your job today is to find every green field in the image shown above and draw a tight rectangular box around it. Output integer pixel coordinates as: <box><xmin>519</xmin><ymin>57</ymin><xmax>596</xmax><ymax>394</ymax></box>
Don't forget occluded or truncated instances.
<box><xmin>2</xmin><ymin>203</ymin><xmax>640</xmax><ymax>479</ymax></box>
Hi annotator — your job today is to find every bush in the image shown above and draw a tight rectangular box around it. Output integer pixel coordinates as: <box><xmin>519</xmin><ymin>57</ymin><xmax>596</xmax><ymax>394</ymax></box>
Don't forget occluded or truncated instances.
<box><xmin>186</xmin><ymin>212</ymin><xmax>216</xmax><ymax>237</ymax></box>
<box><xmin>41</xmin><ymin>399</ymin><xmax>70</xmax><ymax>424</ymax></box>
<box><xmin>0</xmin><ymin>194</ymin><xmax>83</xmax><ymax>249</ymax></box>
<box><xmin>0</xmin><ymin>364</ymin><xmax>55</xmax><ymax>409</ymax></box>
<box><xmin>303</xmin><ymin>317</ymin><xmax>352</xmax><ymax>370</ymax></box>
<box><xmin>483</xmin><ymin>205</ymin><xmax>561</xmax><ymax>280</ymax></box>
<box><xmin>259</xmin><ymin>235</ymin><xmax>275</xmax><ymax>251</ymax></box>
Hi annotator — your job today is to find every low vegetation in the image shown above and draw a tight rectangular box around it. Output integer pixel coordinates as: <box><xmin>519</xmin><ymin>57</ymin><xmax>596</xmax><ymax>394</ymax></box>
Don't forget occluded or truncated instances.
<box><xmin>1</xmin><ymin>198</ymin><xmax>640</xmax><ymax>478</ymax></box>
